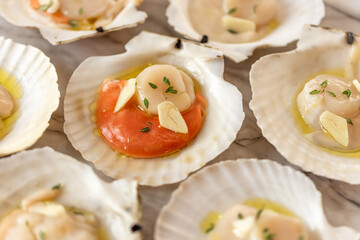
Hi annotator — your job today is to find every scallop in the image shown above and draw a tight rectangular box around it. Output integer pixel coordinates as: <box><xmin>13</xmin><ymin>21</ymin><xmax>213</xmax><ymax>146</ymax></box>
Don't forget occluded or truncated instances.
<box><xmin>166</xmin><ymin>0</ymin><xmax>324</xmax><ymax>62</ymax></box>
<box><xmin>64</xmin><ymin>31</ymin><xmax>244</xmax><ymax>186</ymax></box>
<box><xmin>155</xmin><ymin>159</ymin><xmax>360</xmax><ymax>240</ymax></box>
<box><xmin>0</xmin><ymin>36</ymin><xmax>59</xmax><ymax>156</ymax></box>
<box><xmin>0</xmin><ymin>147</ymin><xmax>141</xmax><ymax>240</ymax></box>
<box><xmin>0</xmin><ymin>0</ymin><xmax>147</xmax><ymax>45</ymax></box>
<box><xmin>250</xmin><ymin>25</ymin><xmax>360</xmax><ymax>184</ymax></box>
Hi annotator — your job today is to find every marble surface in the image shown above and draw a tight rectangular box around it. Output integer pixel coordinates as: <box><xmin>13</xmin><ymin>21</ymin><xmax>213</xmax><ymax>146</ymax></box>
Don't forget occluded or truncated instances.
<box><xmin>0</xmin><ymin>1</ymin><xmax>360</xmax><ymax>239</ymax></box>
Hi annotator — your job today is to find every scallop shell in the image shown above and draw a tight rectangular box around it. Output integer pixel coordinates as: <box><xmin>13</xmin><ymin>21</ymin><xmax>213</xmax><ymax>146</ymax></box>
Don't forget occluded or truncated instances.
<box><xmin>166</xmin><ymin>0</ymin><xmax>324</xmax><ymax>62</ymax></box>
<box><xmin>64</xmin><ymin>31</ymin><xmax>244</xmax><ymax>186</ymax></box>
<box><xmin>0</xmin><ymin>147</ymin><xmax>141</xmax><ymax>240</ymax></box>
<box><xmin>250</xmin><ymin>25</ymin><xmax>360</xmax><ymax>184</ymax></box>
<box><xmin>0</xmin><ymin>0</ymin><xmax>147</xmax><ymax>45</ymax></box>
<box><xmin>0</xmin><ymin>36</ymin><xmax>59</xmax><ymax>156</ymax></box>
<box><xmin>155</xmin><ymin>159</ymin><xmax>360</xmax><ymax>240</ymax></box>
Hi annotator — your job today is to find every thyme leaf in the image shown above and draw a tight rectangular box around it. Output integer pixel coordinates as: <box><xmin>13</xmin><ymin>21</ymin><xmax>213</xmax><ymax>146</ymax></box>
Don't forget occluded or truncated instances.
<box><xmin>148</xmin><ymin>82</ymin><xmax>158</xmax><ymax>89</ymax></box>
<box><xmin>327</xmin><ymin>91</ymin><xmax>336</xmax><ymax>97</ymax></box>
<box><xmin>342</xmin><ymin>89</ymin><xmax>351</xmax><ymax>98</ymax></box>
<box><xmin>144</xmin><ymin>98</ymin><xmax>149</xmax><ymax>109</ymax></box>
<box><xmin>163</xmin><ymin>76</ymin><xmax>170</xmax><ymax>86</ymax></box>
<box><xmin>320</xmin><ymin>80</ymin><xmax>328</xmax><ymax>88</ymax></box>
<box><xmin>140</xmin><ymin>127</ymin><xmax>150</xmax><ymax>132</ymax></box>
<box><xmin>310</xmin><ymin>90</ymin><xmax>320</xmax><ymax>95</ymax></box>
<box><xmin>228</xmin><ymin>7</ymin><xmax>237</xmax><ymax>15</ymax></box>
<box><xmin>346</xmin><ymin>117</ymin><xmax>354</xmax><ymax>125</ymax></box>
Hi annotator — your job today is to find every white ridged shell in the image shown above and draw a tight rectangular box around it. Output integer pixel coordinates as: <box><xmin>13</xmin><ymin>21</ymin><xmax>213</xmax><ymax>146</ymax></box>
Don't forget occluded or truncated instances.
<box><xmin>155</xmin><ymin>159</ymin><xmax>360</xmax><ymax>240</ymax></box>
<box><xmin>250</xmin><ymin>25</ymin><xmax>360</xmax><ymax>184</ymax></box>
<box><xmin>0</xmin><ymin>0</ymin><xmax>147</xmax><ymax>45</ymax></box>
<box><xmin>0</xmin><ymin>147</ymin><xmax>141</xmax><ymax>240</ymax></box>
<box><xmin>0</xmin><ymin>36</ymin><xmax>59</xmax><ymax>156</ymax></box>
<box><xmin>166</xmin><ymin>0</ymin><xmax>324</xmax><ymax>62</ymax></box>
<box><xmin>64</xmin><ymin>31</ymin><xmax>244</xmax><ymax>186</ymax></box>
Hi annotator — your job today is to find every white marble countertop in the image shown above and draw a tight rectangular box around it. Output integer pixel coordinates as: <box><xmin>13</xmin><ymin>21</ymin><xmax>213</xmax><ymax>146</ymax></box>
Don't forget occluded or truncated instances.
<box><xmin>0</xmin><ymin>1</ymin><xmax>360</xmax><ymax>239</ymax></box>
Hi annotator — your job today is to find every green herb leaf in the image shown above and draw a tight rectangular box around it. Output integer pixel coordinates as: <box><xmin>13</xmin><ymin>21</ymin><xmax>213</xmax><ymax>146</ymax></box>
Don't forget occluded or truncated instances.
<box><xmin>320</xmin><ymin>80</ymin><xmax>328</xmax><ymax>88</ymax></box>
<box><xmin>327</xmin><ymin>90</ymin><xmax>336</xmax><ymax>97</ymax></box>
<box><xmin>163</xmin><ymin>76</ymin><xmax>170</xmax><ymax>86</ymax></box>
<box><xmin>263</xmin><ymin>228</ymin><xmax>275</xmax><ymax>240</ymax></box>
<box><xmin>253</xmin><ymin>4</ymin><xmax>258</xmax><ymax>13</ymax></box>
<box><xmin>227</xmin><ymin>7</ymin><xmax>237</xmax><ymax>15</ymax></box>
<box><xmin>25</xmin><ymin>220</ymin><xmax>29</xmax><ymax>226</ymax></box>
<box><xmin>205</xmin><ymin>223</ymin><xmax>215</xmax><ymax>233</ymax></box>
<box><xmin>38</xmin><ymin>0</ymin><xmax>53</xmax><ymax>12</ymax></box>
<box><xmin>256</xmin><ymin>208</ymin><xmax>264</xmax><ymax>220</ymax></box>
<box><xmin>69</xmin><ymin>20</ymin><xmax>78</xmax><ymax>28</ymax></box>
<box><xmin>39</xmin><ymin>231</ymin><xmax>46</xmax><ymax>240</ymax></box>
<box><xmin>310</xmin><ymin>90</ymin><xmax>320</xmax><ymax>95</ymax></box>
<box><xmin>346</xmin><ymin>117</ymin><xmax>354</xmax><ymax>125</ymax></box>
<box><xmin>165</xmin><ymin>86</ymin><xmax>178</xmax><ymax>94</ymax></box>
<box><xmin>16</xmin><ymin>203</ymin><xmax>22</xmax><ymax>209</ymax></box>
<box><xmin>147</xmin><ymin>122</ymin><xmax>151</xmax><ymax>126</ymax></box>
<box><xmin>298</xmin><ymin>236</ymin><xmax>304</xmax><ymax>240</ymax></box>
<box><xmin>227</xmin><ymin>29</ymin><xmax>238</xmax><ymax>34</ymax></box>
<box><xmin>238</xmin><ymin>213</ymin><xmax>243</xmax><ymax>219</ymax></box>
<box><xmin>342</xmin><ymin>88</ymin><xmax>351</xmax><ymax>98</ymax></box>
<box><xmin>78</xmin><ymin>8</ymin><xmax>83</xmax><ymax>15</ymax></box>
<box><xmin>144</xmin><ymin>98</ymin><xmax>149</xmax><ymax>109</ymax></box>
<box><xmin>148</xmin><ymin>82</ymin><xmax>158</xmax><ymax>89</ymax></box>
<box><xmin>140</xmin><ymin>127</ymin><xmax>150</xmax><ymax>132</ymax></box>
<box><xmin>72</xmin><ymin>211</ymin><xmax>84</xmax><ymax>215</ymax></box>
<box><xmin>51</xmin><ymin>183</ymin><xmax>61</xmax><ymax>190</ymax></box>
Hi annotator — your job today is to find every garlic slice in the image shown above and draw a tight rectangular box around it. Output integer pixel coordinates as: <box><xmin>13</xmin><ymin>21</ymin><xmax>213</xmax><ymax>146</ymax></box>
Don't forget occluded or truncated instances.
<box><xmin>28</xmin><ymin>201</ymin><xmax>66</xmax><ymax>217</ymax></box>
<box><xmin>352</xmin><ymin>79</ymin><xmax>360</xmax><ymax>93</ymax></box>
<box><xmin>222</xmin><ymin>16</ymin><xmax>256</xmax><ymax>33</ymax></box>
<box><xmin>113</xmin><ymin>78</ymin><xmax>136</xmax><ymax>113</ymax></box>
<box><xmin>319</xmin><ymin>111</ymin><xmax>349</xmax><ymax>147</ymax></box>
<box><xmin>232</xmin><ymin>216</ymin><xmax>255</xmax><ymax>238</ymax></box>
<box><xmin>158</xmin><ymin>101</ymin><xmax>188</xmax><ymax>134</ymax></box>
<box><xmin>21</xmin><ymin>188</ymin><xmax>61</xmax><ymax>209</ymax></box>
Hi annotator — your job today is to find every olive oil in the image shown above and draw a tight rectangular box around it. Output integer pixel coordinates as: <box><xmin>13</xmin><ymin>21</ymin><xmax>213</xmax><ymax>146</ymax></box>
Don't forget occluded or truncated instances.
<box><xmin>0</xmin><ymin>68</ymin><xmax>23</xmax><ymax>139</ymax></box>
<box><xmin>200</xmin><ymin>211</ymin><xmax>221</xmax><ymax>234</ymax></box>
<box><xmin>243</xmin><ymin>198</ymin><xmax>297</xmax><ymax>218</ymax></box>
<box><xmin>96</xmin><ymin>226</ymin><xmax>110</xmax><ymax>240</ymax></box>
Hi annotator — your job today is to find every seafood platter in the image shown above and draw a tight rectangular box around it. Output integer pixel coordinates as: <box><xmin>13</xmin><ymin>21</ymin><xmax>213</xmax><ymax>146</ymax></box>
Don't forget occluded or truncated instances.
<box><xmin>0</xmin><ymin>0</ymin><xmax>359</xmax><ymax>239</ymax></box>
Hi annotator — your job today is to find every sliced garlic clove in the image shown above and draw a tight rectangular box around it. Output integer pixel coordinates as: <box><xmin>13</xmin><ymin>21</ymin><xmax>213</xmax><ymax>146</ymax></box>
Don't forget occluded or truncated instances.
<box><xmin>319</xmin><ymin>110</ymin><xmax>349</xmax><ymax>147</ymax></box>
<box><xmin>158</xmin><ymin>101</ymin><xmax>188</xmax><ymax>134</ymax></box>
<box><xmin>232</xmin><ymin>216</ymin><xmax>255</xmax><ymax>238</ymax></box>
<box><xmin>28</xmin><ymin>201</ymin><xmax>66</xmax><ymax>217</ymax></box>
<box><xmin>113</xmin><ymin>78</ymin><xmax>136</xmax><ymax>113</ymax></box>
<box><xmin>222</xmin><ymin>16</ymin><xmax>256</xmax><ymax>33</ymax></box>
<box><xmin>21</xmin><ymin>188</ymin><xmax>61</xmax><ymax>209</ymax></box>
<box><xmin>352</xmin><ymin>79</ymin><xmax>360</xmax><ymax>93</ymax></box>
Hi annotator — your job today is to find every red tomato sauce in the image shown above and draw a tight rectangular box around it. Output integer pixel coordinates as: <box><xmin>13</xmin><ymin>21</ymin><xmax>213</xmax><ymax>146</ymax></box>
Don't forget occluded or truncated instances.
<box><xmin>95</xmin><ymin>79</ymin><xmax>207</xmax><ymax>158</ymax></box>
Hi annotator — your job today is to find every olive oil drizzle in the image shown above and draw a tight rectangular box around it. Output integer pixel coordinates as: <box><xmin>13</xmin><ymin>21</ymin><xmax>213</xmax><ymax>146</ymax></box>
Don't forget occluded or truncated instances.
<box><xmin>0</xmin><ymin>68</ymin><xmax>23</xmax><ymax>139</ymax></box>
